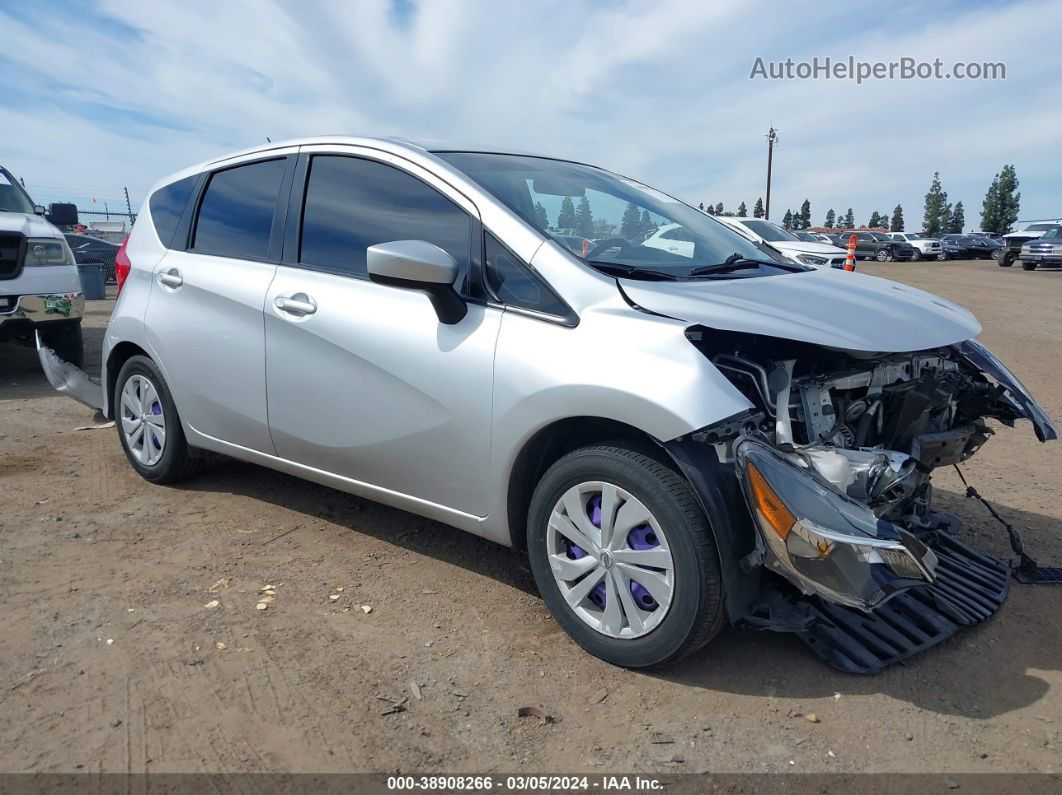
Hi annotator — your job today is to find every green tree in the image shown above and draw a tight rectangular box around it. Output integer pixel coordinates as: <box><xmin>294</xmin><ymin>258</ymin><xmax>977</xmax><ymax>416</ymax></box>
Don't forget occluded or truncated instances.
<box><xmin>705</xmin><ymin>202</ymin><xmax>715</xmax><ymax>215</ymax></box>
<box><xmin>698</xmin><ymin>202</ymin><xmax>705</xmax><ymax>211</ymax></box>
<box><xmin>798</xmin><ymin>199</ymin><xmax>811</xmax><ymax>230</ymax></box>
<box><xmin>948</xmin><ymin>200</ymin><xmax>965</xmax><ymax>234</ymax></box>
<box><xmin>981</xmin><ymin>165</ymin><xmax>1020</xmax><ymax>234</ymax></box>
<box><xmin>714</xmin><ymin>202</ymin><xmax>724</xmax><ymax>215</ymax></box>
<box><xmin>868</xmin><ymin>211</ymin><xmax>882</xmax><ymax>228</ymax></box>
<box><xmin>824</xmin><ymin>208</ymin><xmax>836</xmax><ymax>228</ymax></box>
<box><xmin>996</xmin><ymin>165</ymin><xmax>1020</xmax><ymax>233</ymax></box>
<box><xmin>890</xmin><ymin>204</ymin><xmax>904</xmax><ymax>232</ymax></box>
<box><xmin>557</xmin><ymin>196</ymin><xmax>577</xmax><ymax>230</ymax></box>
<box><xmin>574</xmin><ymin>196</ymin><xmax>594</xmax><ymax>237</ymax></box>
<box><xmin>781</xmin><ymin>209</ymin><xmax>794</xmax><ymax>229</ymax></box>
<box><xmin>843</xmin><ymin>208</ymin><xmax>855</xmax><ymax>228</ymax></box>
<box><xmin>533</xmin><ymin>202</ymin><xmax>549</xmax><ymax>230</ymax></box>
<box><xmin>922</xmin><ymin>172</ymin><xmax>947</xmax><ymax>236</ymax></box>
<box><xmin>639</xmin><ymin>209</ymin><xmax>653</xmax><ymax>233</ymax></box>
<box><xmin>737</xmin><ymin>201</ymin><xmax>747</xmax><ymax>217</ymax></box>
<box><xmin>753</xmin><ymin>197</ymin><xmax>764</xmax><ymax>218</ymax></box>
<box><xmin>620</xmin><ymin>202</ymin><xmax>642</xmax><ymax>238</ymax></box>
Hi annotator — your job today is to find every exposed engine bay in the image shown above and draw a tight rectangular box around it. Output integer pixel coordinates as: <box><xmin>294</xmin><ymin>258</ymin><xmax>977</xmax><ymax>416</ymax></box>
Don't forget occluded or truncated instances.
<box><xmin>682</xmin><ymin>328</ymin><xmax>1057</xmax><ymax>672</ymax></box>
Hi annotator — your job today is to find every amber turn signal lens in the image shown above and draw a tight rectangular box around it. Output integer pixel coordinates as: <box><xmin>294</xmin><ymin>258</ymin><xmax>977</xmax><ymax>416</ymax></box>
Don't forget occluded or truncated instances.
<box><xmin>746</xmin><ymin>462</ymin><xmax>796</xmax><ymax>540</ymax></box>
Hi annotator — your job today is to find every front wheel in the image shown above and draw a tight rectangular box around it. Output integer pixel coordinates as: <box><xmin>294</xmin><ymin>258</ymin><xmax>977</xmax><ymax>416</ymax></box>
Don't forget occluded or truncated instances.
<box><xmin>910</xmin><ymin>250</ymin><xmax>921</xmax><ymax>261</ymax></box>
<box><xmin>39</xmin><ymin>322</ymin><xmax>84</xmax><ymax>368</ymax></box>
<box><xmin>875</xmin><ymin>248</ymin><xmax>891</xmax><ymax>262</ymax></box>
<box><xmin>115</xmin><ymin>355</ymin><xmax>201</xmax><ymax>483</ymax></box>
<box><xmin>1022</xmin><ymin>260</ymin><xmax>1038</xmax><ymax>271</ymax></box>
<box><xmin>527</xmin><ymin>444</ymin><xmax>725</xmax><ymax>668</ymax></box>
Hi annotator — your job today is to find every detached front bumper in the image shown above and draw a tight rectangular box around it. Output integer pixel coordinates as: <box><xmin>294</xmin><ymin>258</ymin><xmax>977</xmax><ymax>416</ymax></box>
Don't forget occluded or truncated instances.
<box><xmin>0</xmin><ymin>292</ymin><xmax>84</xmax><ymax>336</ymax></box>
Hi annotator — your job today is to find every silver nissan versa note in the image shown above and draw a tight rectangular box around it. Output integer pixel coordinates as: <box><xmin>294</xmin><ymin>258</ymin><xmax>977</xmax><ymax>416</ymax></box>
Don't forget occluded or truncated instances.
<box><xmin>45</xmin><ymin>136</ymin><xmax>1056</xmax><ymax>672</ymax></box>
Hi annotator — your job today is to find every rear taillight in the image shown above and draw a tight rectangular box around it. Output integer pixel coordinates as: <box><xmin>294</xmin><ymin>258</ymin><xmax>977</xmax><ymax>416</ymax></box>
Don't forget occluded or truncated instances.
<box><xmin>114</xmin><ymin>235</ymin><xmax>131</xmax><ymax>295</ymax></box>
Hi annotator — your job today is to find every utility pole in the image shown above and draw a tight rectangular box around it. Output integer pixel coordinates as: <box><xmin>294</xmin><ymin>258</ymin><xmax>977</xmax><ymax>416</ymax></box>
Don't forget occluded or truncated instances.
<box><xmin>124</xmin><ymin>186</ymin><xmax>132</xmax><ymax>218</ymax></box>
<box><xmin>764</xmin><ymin>127</ymin><xmax>778</xmax><ymax>220</ymax></box>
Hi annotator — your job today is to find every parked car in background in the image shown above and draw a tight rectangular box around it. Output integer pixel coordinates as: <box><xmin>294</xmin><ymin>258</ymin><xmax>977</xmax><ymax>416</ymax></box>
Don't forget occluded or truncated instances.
<box><xmin>941</xmin><ymin>234</ymin><xmax>996</xmax><ymax>259</ymax></box>
<box><xmin>714</xmin><ymin>217</ymin><xmax>847</xmax><ymax>268</ymax></box>
<box><xmin>65</xmin><ymin>233</ymin><xmax>120</xmax><ymax>283</ymax></box>
<box><xmin>39</xmin><ymin>136</ymin><xmax>1057</xmax><ymax>673</ymax></box>
<box><xmin>0</xmin><ymin>164</ymin><xmax>85</xmax><ymax>365</ymax></box>
<box><xmin>829</xmin><ymin>231</ymin><xmax>914</xmax><ymax>262</ymax></box>
<box><xmin>1000</xmin><ymin>222</ymin><xmax>1061</xmax><ymax>268</ymax></box>
<box><xmin>1019</xmin><ymin>225</ymin><xmax>1062</xmax><ymax>270</ymax></box>
<box><xmin>937</xmin><ymin>239</ymin><xmax>965</xmax><ymax>260</ymax></box>
<box><xmin>793</xmin><ymin>231</ymin><xmax>834</xmax><ymax>244</ymax></box>
<box><xmin>888</xmin><ymin>232</ymin><xmax>941</xmax><ymax>261</ymax></box>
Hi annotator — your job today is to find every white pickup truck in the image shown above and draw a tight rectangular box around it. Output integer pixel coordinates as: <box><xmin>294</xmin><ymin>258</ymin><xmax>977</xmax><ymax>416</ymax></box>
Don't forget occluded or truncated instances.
<box><xmin>0</xmin><ymin>165</ymin><xmax>84</xmax><ymax>366</ymax></box>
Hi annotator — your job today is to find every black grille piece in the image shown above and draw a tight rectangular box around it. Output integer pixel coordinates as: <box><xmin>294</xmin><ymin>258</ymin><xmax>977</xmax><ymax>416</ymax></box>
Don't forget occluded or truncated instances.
<box><xmin>0</xmin><ymin>232</ymin><xmax>25</xmax><ymax>280</ymax></box>
<box><xmin>797</xmin><ymin>532</ymin><xmax>1010</xmax><ymax>674</ymax></box>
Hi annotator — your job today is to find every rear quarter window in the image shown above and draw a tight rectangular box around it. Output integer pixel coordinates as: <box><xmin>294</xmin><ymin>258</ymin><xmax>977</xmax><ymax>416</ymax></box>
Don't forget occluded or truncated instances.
<box><xmin>148</xmin><ymin>176</ymin><xmax>197</xmax><ymax>248</ymax></box>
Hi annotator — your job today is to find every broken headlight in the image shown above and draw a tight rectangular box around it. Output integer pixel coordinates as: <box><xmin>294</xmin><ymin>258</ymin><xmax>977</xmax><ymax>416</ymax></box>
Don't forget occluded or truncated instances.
<box><xmin>736</xmin><ymin>437</ymin><xmax>938</xmax><ymax>611</ymax></box>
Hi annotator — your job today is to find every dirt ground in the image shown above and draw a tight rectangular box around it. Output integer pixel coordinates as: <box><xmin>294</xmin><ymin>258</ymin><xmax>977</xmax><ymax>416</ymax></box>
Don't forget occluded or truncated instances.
<box><xmin>1</xmin><ymin>260</ymin><xmax>1060</xmax><ymax>775</ymax></box>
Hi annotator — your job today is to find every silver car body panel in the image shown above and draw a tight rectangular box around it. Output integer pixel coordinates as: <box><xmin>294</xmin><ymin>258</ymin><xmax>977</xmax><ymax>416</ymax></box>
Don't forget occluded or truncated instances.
<box><xmin>99</xmin><ymin>136</ymin><xmax>994</xmax><ymax>548</ymax></box>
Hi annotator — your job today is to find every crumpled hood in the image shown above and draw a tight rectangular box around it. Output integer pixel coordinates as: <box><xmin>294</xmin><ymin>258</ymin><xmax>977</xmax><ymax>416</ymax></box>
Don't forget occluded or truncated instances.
<box><xmin>620</xmin><ymin>268</ymin><xmax>981</xmax><ymax>353</ymax></box>
<box><xmin>0</xmin><ymin>211</ymin><xmax>63</xmax><ymax>239</ymax></box>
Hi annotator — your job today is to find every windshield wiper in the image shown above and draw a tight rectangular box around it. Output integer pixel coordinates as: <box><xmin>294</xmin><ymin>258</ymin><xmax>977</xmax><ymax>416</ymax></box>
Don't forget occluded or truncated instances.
<box><xmin>687</xmin><ymin>253</ymin><xmax>796</xmax><ymax>276</ymax></box>
<box><xmin>588</xmin><ymin>261</ymin><xmax>681</xmax><ymax>281</ymax></box>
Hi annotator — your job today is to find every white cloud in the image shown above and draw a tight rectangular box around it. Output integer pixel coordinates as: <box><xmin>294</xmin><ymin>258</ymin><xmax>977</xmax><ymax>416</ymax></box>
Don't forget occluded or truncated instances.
<box><xmin>1</xmin><ymin>0</ymin><xmax>1059</xmax><ymax>226</ymax></box>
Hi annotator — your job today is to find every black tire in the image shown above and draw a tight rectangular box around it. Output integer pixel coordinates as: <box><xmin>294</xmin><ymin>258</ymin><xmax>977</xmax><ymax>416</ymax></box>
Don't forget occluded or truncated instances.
<box><xmin>875</xmin><ymin>248</ymin><xmax>891</xmax><ymax>262</ymax></box>
<box><xmin>114</xmin><ymin>355</ymin><xmax>201</xmax><ymax>484</ymax></box>
<box><xmin>937</xmin><ymin>252</ymin><xmax>947</xmax><ymax>261</ymax></box>
<box><xmin>40</xmin><ymin>322</ymin><xmax>83</xmax><ymax>368</ymax></box>
<box><xmin>909</xmin><ymin>250</ymin><xmax>920</xmax><ymax>261</ymax></box>
<box><xmin>1021</xmin><ymin>260</ymin><xmax>1038</xmax><ymax>271</ymax></box>
<box><xmin>526</xmin><ymin>444</ymin><xmax>726</xmax><ymax>668</ymax></box>
<box><xmin>1000</xmin><ymin>251</ymin><xmax>1015</xmax><ymax>267</ymax></box>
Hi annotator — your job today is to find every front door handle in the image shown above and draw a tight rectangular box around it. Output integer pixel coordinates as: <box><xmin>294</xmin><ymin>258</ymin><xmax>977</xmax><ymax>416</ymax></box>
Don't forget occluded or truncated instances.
<box><xmin>157</xmin><ymin>268</ymin><xmax>183</xmax><ymax>288</ymax></box>
<box><xmin>274</xmin><ymin>293</ymin><xmax>317</xmax><ymax>316</ymax></box>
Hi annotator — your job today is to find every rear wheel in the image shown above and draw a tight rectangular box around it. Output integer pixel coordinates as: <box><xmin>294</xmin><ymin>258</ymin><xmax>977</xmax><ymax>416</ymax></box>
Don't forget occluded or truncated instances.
<box><xmin>875</xmin><ymin>248</ymin><xmax>891</xmax><ymax>262</ymax></box>
<box><xmin>39</xmin><ymin>322</ymin><xmax>83</xmax><ymax>368</ymax></box>
<box><xmin>527</xmin><ymin>444</ymin><xmax>725</xmax><ymax>668</ymax></box>
<box><xmin>115</xmin><ymin>355</ymin><xmax>200</xmax><ymax>483</ymax></box>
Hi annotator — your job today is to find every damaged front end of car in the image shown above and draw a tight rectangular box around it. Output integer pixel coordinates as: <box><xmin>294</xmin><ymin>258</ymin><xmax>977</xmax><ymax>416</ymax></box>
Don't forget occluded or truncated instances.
<box><xmin>681</xmin><ymin>328</ymin><xmax>1056</xmax><ymax>672</ymax></box>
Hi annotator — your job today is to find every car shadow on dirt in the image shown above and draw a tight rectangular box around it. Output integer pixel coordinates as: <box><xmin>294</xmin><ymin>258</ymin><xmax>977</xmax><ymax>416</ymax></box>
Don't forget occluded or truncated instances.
<box><xmin>179</xmin><ymin>457</ymin><xmax>540</xmax><ymax>596</ymax></box>
<box><xmin>177</xmin><ymin>457</ymin><xmax>1061</xmax><ymax>720</ymax></box>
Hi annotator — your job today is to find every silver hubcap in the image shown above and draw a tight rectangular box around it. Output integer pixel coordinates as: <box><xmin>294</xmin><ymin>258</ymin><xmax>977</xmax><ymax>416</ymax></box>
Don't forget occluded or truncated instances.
<box><xmin>546</xmin><ymin>481</ymin><xmax>675</xmax><ymax>639</ymax></box>
<box><xmin>120</xmin><ymin>374</ymin><xmax>166</xmax><ymax>466</ymax></box>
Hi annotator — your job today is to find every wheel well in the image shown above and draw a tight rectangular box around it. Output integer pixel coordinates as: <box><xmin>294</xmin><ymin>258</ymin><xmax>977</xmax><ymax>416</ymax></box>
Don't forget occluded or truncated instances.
<box><xmin>506</xmin><ymin>417</ymin><xmax>664</xmax><ymax>550</ymax></box>
<box><xmin>105</xmin><ymin>341</ymin><xmax>149</xmax><ymax>418</ymax></box>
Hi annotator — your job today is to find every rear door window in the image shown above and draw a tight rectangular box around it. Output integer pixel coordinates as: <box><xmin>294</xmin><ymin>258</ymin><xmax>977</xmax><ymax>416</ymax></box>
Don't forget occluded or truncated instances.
<box><xmin>192</xmin><ymin>159</ymin><xmax>287</xmax><ymax>260</ymax></box>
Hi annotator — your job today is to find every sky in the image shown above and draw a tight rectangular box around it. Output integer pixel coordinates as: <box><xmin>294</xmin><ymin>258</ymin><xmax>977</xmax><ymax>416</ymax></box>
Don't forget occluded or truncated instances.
<box><xmin>1</xmin><ymin>0</ymin><xmax>1060</xmax><ymax>229</ymax></box>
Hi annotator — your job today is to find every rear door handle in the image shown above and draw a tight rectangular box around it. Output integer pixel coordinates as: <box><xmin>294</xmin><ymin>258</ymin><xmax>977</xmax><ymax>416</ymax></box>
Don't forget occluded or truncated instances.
<box><xmin>274</xmin><ymin>293</ymin><xmax>317</xmax><ymax>316</ymax></box>
<box><xmin>157</xmin><ymin>268</ymin><xmax>183</xmax><ymax>288</ymax></box>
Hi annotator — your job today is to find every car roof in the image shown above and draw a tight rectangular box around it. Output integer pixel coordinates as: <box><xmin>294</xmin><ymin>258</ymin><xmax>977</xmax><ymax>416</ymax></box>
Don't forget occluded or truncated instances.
<box><xmin>147</xmin><ymin>135</ymin><xmax>596</xmax><ymax>200</ymax></box>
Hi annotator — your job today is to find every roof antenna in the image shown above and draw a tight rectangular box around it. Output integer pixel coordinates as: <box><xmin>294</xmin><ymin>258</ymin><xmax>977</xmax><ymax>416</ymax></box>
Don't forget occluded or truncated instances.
<box><xmin>266</xmin><ymin>136</ymin><xmax>271</xmax><ymax>143</ymax></box>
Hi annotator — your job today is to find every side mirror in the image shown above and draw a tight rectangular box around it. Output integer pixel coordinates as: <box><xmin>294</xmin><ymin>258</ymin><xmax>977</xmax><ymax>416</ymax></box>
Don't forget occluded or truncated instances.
<box><xmin>367</xmin><ymin>240</ymin><xmax>467</xmax><ymax>324</ymax></box>
<box><xmin>44</xmin><ymin>202</ymin><xmax>79</xmax><ymax>227</ymax></box>
<box><xmin>34</xmin><ymin>205</ymin><xmax>46</xmax><ymax>216</ymax></box>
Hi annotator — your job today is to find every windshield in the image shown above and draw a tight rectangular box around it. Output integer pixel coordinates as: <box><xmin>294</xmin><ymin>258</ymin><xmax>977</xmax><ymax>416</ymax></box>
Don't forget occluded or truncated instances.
<box><xmin>437</xmin><ymin>152</ymin><xmax>794</xmax><ymax>277</ymax></box>
<box><xmin>0</xmin><ymin>168</ymin><xmax>37</xmax><ymax>214</ymax></box>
